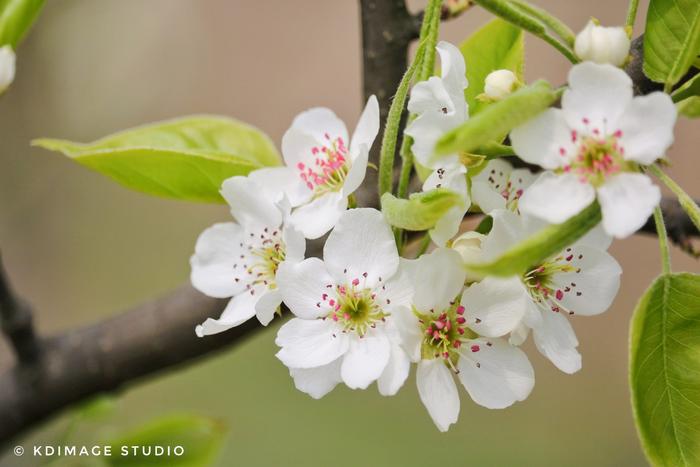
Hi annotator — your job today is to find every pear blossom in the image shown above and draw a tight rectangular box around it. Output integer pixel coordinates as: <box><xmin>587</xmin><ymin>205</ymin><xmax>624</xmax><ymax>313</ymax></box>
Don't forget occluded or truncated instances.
<box><xmin>0</xmin><ymin>45</ymin><xmax>15</xmax><ymax>94</ymax></box>
<box><xmin>393</xmin><ymin>249</ymin><xmax>534</xmax><ymax>431</ymax></box>
<box><xmin>422</xmin><ymin>164</ymin><xmax>470</xmax><ymax>246</ymax></box>
<box><xmin>471</xmin><ymin>159</ymin><xmax>535</xmax><ymax>214</ymax></box>
<box><xmin>405</xmin><ymin>41</ymin><xmax>468</xmax><ymax>169</ymax></box>
<box><xmin>511</xmin><ymin>62</ymin><xmax>676</xmax><ymax>238</ymax></box>
<box><xmin>191</xmin><ymin>170</ymin><xmax>305</xmax><ymax>336</ymax></box>
<box><xmin>461</xmin><ymin>210</ymin><xmax>621</xmax><ymax>373</ymax></box>
<box><xmin>451</xmin><ymin>230</ymin><xmax>486</xmax><ymax>283</ymax></box>
<box><xmin>275</xmin><ymin>208</ymin><xmax>412</xmax><ymax>398</ymax></box>
<box><xmin>574</xmin><ymin>20</ymin><xmax>630</xmax><ymax>67</ymax></box>
<box><xmin>483</xmin><ymin>69</ymin><xmax>519</xmax><ymax>100</ymax></box>
<box><xmin>277</xmin><ymin>95</ymin><xmax>380</xmax><ymax>239</ymax></box>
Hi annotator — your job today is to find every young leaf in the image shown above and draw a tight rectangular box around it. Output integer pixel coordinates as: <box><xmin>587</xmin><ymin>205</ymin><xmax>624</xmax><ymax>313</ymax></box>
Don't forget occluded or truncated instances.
<box><xmin>33</xmin><ymin>115</ymin><xmax>281</xmax><ymax>203</ymax></box>
<box><xmin>435</xmin><ymin>80</ymin><xmax>559</xmax><ymax>158</ymax></box>
<box><xmin>677</xmin><ymin>96</ymin><xmax>700</xmax><ymax>118</ymax></box>
<box><xmin>460</xmin><ymin>18</ymin><xmax>524</xmax><ymax>113</ymax></box>
<box><xmin>465</xmin><ymin>201</ymin><xmax>602</xmax><ymax>277</ymax></box>
<box><xmin>630</xmin><ymin>273</ymin><xmax>700</xmax><ymax>467</ymax></box>
<box><xmin>381</xmin><ymin>188</ymin><xmax>463</xmax><ymax>231</ymax></box>
<box><xmin>105</xmin><ymin>414</ymin><xmax>226</xmax><ymax>466</ymax></box>
<box><xmin>671</xmin><ymin>72</ymin><xmax>700</xmax><ymax>103</ymax></box>
<box><xmin>643</xmin><ymin>0</ymin><xmax>700</xmax><ymax>88</ymax></box>
<box><xmin>0</xmin><ymin>0</ymin><xmax>45</xmax><ymax>47</ymax></box>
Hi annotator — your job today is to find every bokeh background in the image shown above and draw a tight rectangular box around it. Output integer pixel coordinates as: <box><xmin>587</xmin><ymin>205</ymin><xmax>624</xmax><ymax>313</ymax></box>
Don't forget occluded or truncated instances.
<box><xmin>0</xmin><ymin>0</ymin><xmax>698</xmax><ymax>465</ymax></box>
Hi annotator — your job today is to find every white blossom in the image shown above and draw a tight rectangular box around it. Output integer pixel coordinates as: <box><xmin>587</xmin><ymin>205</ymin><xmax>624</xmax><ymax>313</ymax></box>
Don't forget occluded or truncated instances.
<box><xmin>275</xmin><ymin>208</ymin><xmax>412</xmax><ymax>397</ymax></box>
<box><xmin>471</xmin><ymin>159</ymin><xmax>535</xmax><ymax>214</ymax></box>
<box><xmin>483</xmin><ymin>69</ymin><xmax>518</xmax><ymax>100</ymax></box>
<box><xmin>393</xmin><ymin>249</ymin><xmax>534</xmax><ymax>431</ymax></box>
<box><xmin>510</xmin><ymin>62</ymin><xmax>676</xmax><ymax>238</ymax></box>
<box><xmin>574</xmin><ymin>20</ymin><xmax>630</xmax><ymax>67</ymax></box>
<box><xmin>461</xmin><ymin>210</ymin><xmax>621</xmax><ymax>373</ymax></box>
<box><xmin>272</xmin><ymin>95</ymin><xmax>380</xmax><ymax>239</ymax></box>
<box><xmin>191</xmin><ymin>171</ymin><xmax>305</xmax><ymax>336</ymax></box>
<box><xmin>405</xmin><ymin>41</ymin><xmax>468</xmax><ymax>169</ymax></box>
<box><xmin>0</xmin><ymin>45</ymin><xmax>16</xmax><ymax>93</ymax></box>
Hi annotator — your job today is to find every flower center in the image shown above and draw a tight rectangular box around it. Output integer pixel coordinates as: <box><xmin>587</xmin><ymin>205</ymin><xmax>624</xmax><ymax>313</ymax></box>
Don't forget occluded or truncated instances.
<box><xmin>484</xmin><ymin>166</ymin><xmax>526</xmax><ymax>211</ymax></box>
<box><xmin>558</xmin><ymin>128</ymin><xmax>632</xmax><ymax>187</ymax></box>
<box><xmin>296</xmin><ymin>133</ymin><xmax>350</xmax><ymax>197</ymax></box>
<box><xmin>417</xmin><ymin>300</ymin><xmax>477</xmax><ymax>370</ymax></box>
<box><xmin>232</xmin><ymin>227</ymin><xmax>285</xmax><ymax>294</ymax></box>
<box><xmin>523</xmin><ymin>247</ymin><xmax>585</xmax><ymax>315</ymax></box>
<box><xmin>319</xmin><ymin>277</ymin><xmax>388</xmax><ymax>336</ymax></box>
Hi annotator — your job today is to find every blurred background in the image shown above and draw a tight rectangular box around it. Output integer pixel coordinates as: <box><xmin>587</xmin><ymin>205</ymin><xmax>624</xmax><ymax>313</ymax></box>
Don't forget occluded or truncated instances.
<box><xmin>0</xmin><ymin>0</ymin><xmax>697</xmax><ymax>465</ymax></box>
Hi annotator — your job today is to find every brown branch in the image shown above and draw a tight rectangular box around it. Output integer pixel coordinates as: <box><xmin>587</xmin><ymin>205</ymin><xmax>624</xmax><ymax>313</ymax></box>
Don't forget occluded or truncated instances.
<box><xmin>0</xmin><ymin>1</ymin><xmax>698</xmax><ymax>445</ymax></box>
<box><xmin>0</xmin><ymin>255</ymin><xmax>39</xmax><ymax>364</ymax></box>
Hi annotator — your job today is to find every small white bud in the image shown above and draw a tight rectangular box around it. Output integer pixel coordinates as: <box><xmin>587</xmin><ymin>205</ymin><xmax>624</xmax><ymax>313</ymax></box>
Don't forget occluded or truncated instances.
<box><xmin>451</xmin><ymin>231</ymin><xmax>485</xmax><ymax>282</ymax></box>
<box><xmin>0</xmin><ymin>45</ymin><xmax>16</xmax><ymax>94</ymax></box>
<box><xmin>574</xmin><ymin>20</ymin><xmax>630</xmax><ymax>67</ymax></box>
<box><xmin>483</xmin><ymin>69</ymin><xmax>518</xmax><ymax>100</ymax></box>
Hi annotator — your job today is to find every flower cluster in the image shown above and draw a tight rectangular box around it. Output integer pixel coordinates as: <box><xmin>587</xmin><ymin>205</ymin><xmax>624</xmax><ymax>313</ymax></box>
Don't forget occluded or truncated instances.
<box><xmin>190</xmin><ymin>39</ymin><xmax>676</xmax><ymax>431</ymax></box>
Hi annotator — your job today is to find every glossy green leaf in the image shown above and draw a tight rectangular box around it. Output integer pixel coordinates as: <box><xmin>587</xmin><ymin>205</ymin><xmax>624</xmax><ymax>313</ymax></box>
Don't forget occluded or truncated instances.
<box><xmin>33</xmin><ymin>116</ymin><xmax>281</xmax><ymax>203</ymax></box>
<box><xmin>381</xmin><ymin>188</ymin><xmax>463</xmax><ymax>231</ymax></box>
<box><xmin>643</xmin><ymin>0</ymin><xmax>700</xmax><ymax>87</ymax></box>
<box><xmin>460</xmin><ymin>18</ymin><xmax>524</xmax><ymax>113</ymax></box>
<box><xmin>105</xmin><ymin>414</ymin><xmax>226</xmax><ymax>466</ymax></box>
<box><xmin>435</xmin><ymin>80</ymin><xmax>559</xmax><ymax>158</ymax></box>
<box><xmin>630</xmin><ymin>273</ymin><xmax>700</xmax><ymax>467</ymax></box>
<box><xmin>0</xmin><ymin>0</ymin><xmax>44</xmax><ymax>47</ymax></box>
<box><xmin>678</xmin><ymin>96</ymin><xmax>700</xmax><ymax>118</ymax></box>
<box><xmin>465</xmin><ymin>201</ymin><xmax>602</xmax><ymax>276</ymax></box>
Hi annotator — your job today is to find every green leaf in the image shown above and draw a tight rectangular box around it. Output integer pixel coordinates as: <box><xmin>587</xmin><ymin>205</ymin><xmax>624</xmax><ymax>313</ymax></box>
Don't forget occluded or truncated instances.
<box><xmin>630</xmin><ymin>273</ymin><xmax>700</xmax><ymax>467</ymax></box>
<box><xmin>460</xmin><ymin>18</ymin><xmax>524</xmax><ymax>113</ymax></box>
<box><xmin>672</xmin><ymin>73</ymin><xmax>700</xmax><ymax>103</ymax></box>
<box><xmin>643</xmin><ymin>0</ymin><xmax>700</xmax><ymax>88</ymax></box>
<box><xmin>465</xmin><ymin>201</ymin><xmax>602</xmax><ymax>276</ymax></box>
<box><xmin>105</xmin><ymin>414</ymin><xmax>226</xmax><ymax>467</ymax></box>
<box><xmin>435</xmin><ymin>80</ymin><xmax>559</xmax><ymax>158</ymax></box>
<box><xmin>678</xmin><ymin>96</ymin><xmax>700</xmax><ymax>118</ymax></box>
<box><xmin>0</xmin><ymin>0</ymin><xmax>44</xmax><ymax>47</ymax></box>
<box><xmin>33</xmin><ymin>115</ymin><xmax>281</xmax><ymax>203</ymax></box>
<box><xmin>381</xmin><ymin>188</ymin><xmax>463</xmax><ymax>231</ymax></box>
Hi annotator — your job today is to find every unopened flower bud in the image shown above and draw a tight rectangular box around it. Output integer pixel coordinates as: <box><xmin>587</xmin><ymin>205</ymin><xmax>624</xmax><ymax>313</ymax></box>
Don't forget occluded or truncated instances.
<box><xmin>483</xmin><ymin>69</ymin><xmax>518</xmax><ymax>100</ymax></box>
<box><xmin>451</xmin><ymin>231</ymin><xmax>485</xmax><ymax>282</ymax></box>
<box><xmin>574</xmin><ymin>20</ymin><xmax>630</xmax><ymax>67</ymax></box>
<box><xmin>0</xmin><ymin>45</ymin><xmax>15</xmax><ymax>94</ymax></box>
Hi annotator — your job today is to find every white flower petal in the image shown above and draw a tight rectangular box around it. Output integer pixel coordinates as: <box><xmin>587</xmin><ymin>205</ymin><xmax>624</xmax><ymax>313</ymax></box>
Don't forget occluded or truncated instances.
<box><xmin>404</xmin><ymin>110</ymin><xmax>462</xmax><ymax>169</ymax></box>
<box><xmin>407</xmin><ymin>76</ymin><xmax>454</xmax><ymax>115</ymax></box>
<box><xmin>288</xmin><ymin>191</ymin><xmax>348</xmax><ymax>240</ymax></box>
<box><xmin>573</xmin><ymin>223</ymin><xmax>613</xmax><ymax>251</ymax></box>
<box><xmin>552</xmin><ymin>245</ymin><xmax>621</xmax><ymax>316</ymax></box>
<box><xmin>416</xmin><ymin>359</ymin><xmax>460</xmax><ymax>432</ymax></box>
<box><xmin>221</xmin><ymin>176</ymin><xmax>282</xmax><ymax>228</ymax></box>
<box><xmin>275</xmin><ymin>318</ymin><xmax>349</xmax><ymax>369</ymax></box>
<box><xmin>255</xmin><ymin>289</ymin><xmax>282</xmax><ymax>326</ymax></box>
<box><xmin>519</xmin><ymin>172</ymin><xmax>596</xmax><ymax>224</ymax></box>
<box><xmin>289</xmin><ymin>358</ymin><xmax>343</xmax><ymax>399</ymax></box>
<box><xmin>195</xmin><ymin>288</ymin><xmax>261</xmax><ymax>337</ymax></box>
<box><xmin>282</xmin><ymin>226</ymin><xmax>306</xmax><ymax>264</ymax></box>
<box><xmin>350</xmin><ymin>95</ymin><xmax>380</xmax><ymax>155</ymax></box>
<box><xmin>562</xmin><ymin>62</ymin><xmax>633</xmax><ymax>136</ymax></box>
<box><xmin>509</xmin><ymin>322</ymin><xmax>530</xmax><ymax>346</ymax></box>
<box><xmin>532</xmin><ymin>310</ymin><xmax>581</xmax><ymax>374</ymax></box>
<box><xmin>249</xmin><ymin>167</ymin><xmax>311</xmax><ymax>207</ymax></box>
<box><xmin>597</xmin><ymin>173</ymin><xmax>660</xmax><ymax>238</ymax></box>
<box><xmin>277</xmin><ymin>258</ymin><xmax>335</xmax><ymax>319</ymax></box>
<box><xmin>341</xmin><ymin>332</ymin><xmax>391</xmax><ymax>389</ymax></box>
<box><xmin>436</xmin><ymin>41</ymin><xmax>469</xmax><ymax>118</ymax></box>
<box><xmin>377</xmin><ymin>342</ymin><xmax>411</xmax><ymax>396</ymax></box>
<box><xmin>342</xmin><ymin>144</ymin><xmax>368</xmax><ymax>196</ymax></box>
<box><xmin>510</xmin><ymin>108</ymin><xmax>574</xmax><ymax>169</ymax></box>
<box><xmin>190</xmin><ymin>222</ymin><xmax>248</xmax><ymax>298</ymax></box>
<box><xmin>457</xmin><ymin>338</ymin><xmax>535</xmax><ymax>409</ymax></box>
<box><xmin>284</xmin><ymin>107</ymin><xmax>349</xmax><ymax>150</ymax></box>
<box><xmin>377</xmin><ymin>265</ymin><xmax>414</xmax><ymax>310</ymax></box>
<box><xmin>480</xmin><ymin>209</ymin><xmax>531</xmax><ymax>261</ymax></box>
<box><xmin>404</xmin><ymin>249</ymin><xmax>465</xmax><ymax>313</ymax></box>
<box><xmin>324</xmin><ymin>208</ymin><xmax>399</xmax><ymax>288</ymax></box>
<box><xmin>461</xmin><ymin>276</ymin><xmax>529</xmax><ymax>337</ymax></box>
<box><xmin>616</xmin><ymin>92</ymin><xmax>677</xmax><ymax>165</ymax></box>
<box><xmin>392</xmin><ymin>305</ymin><xmax>423</xmax><ymax>361</ymax></box>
